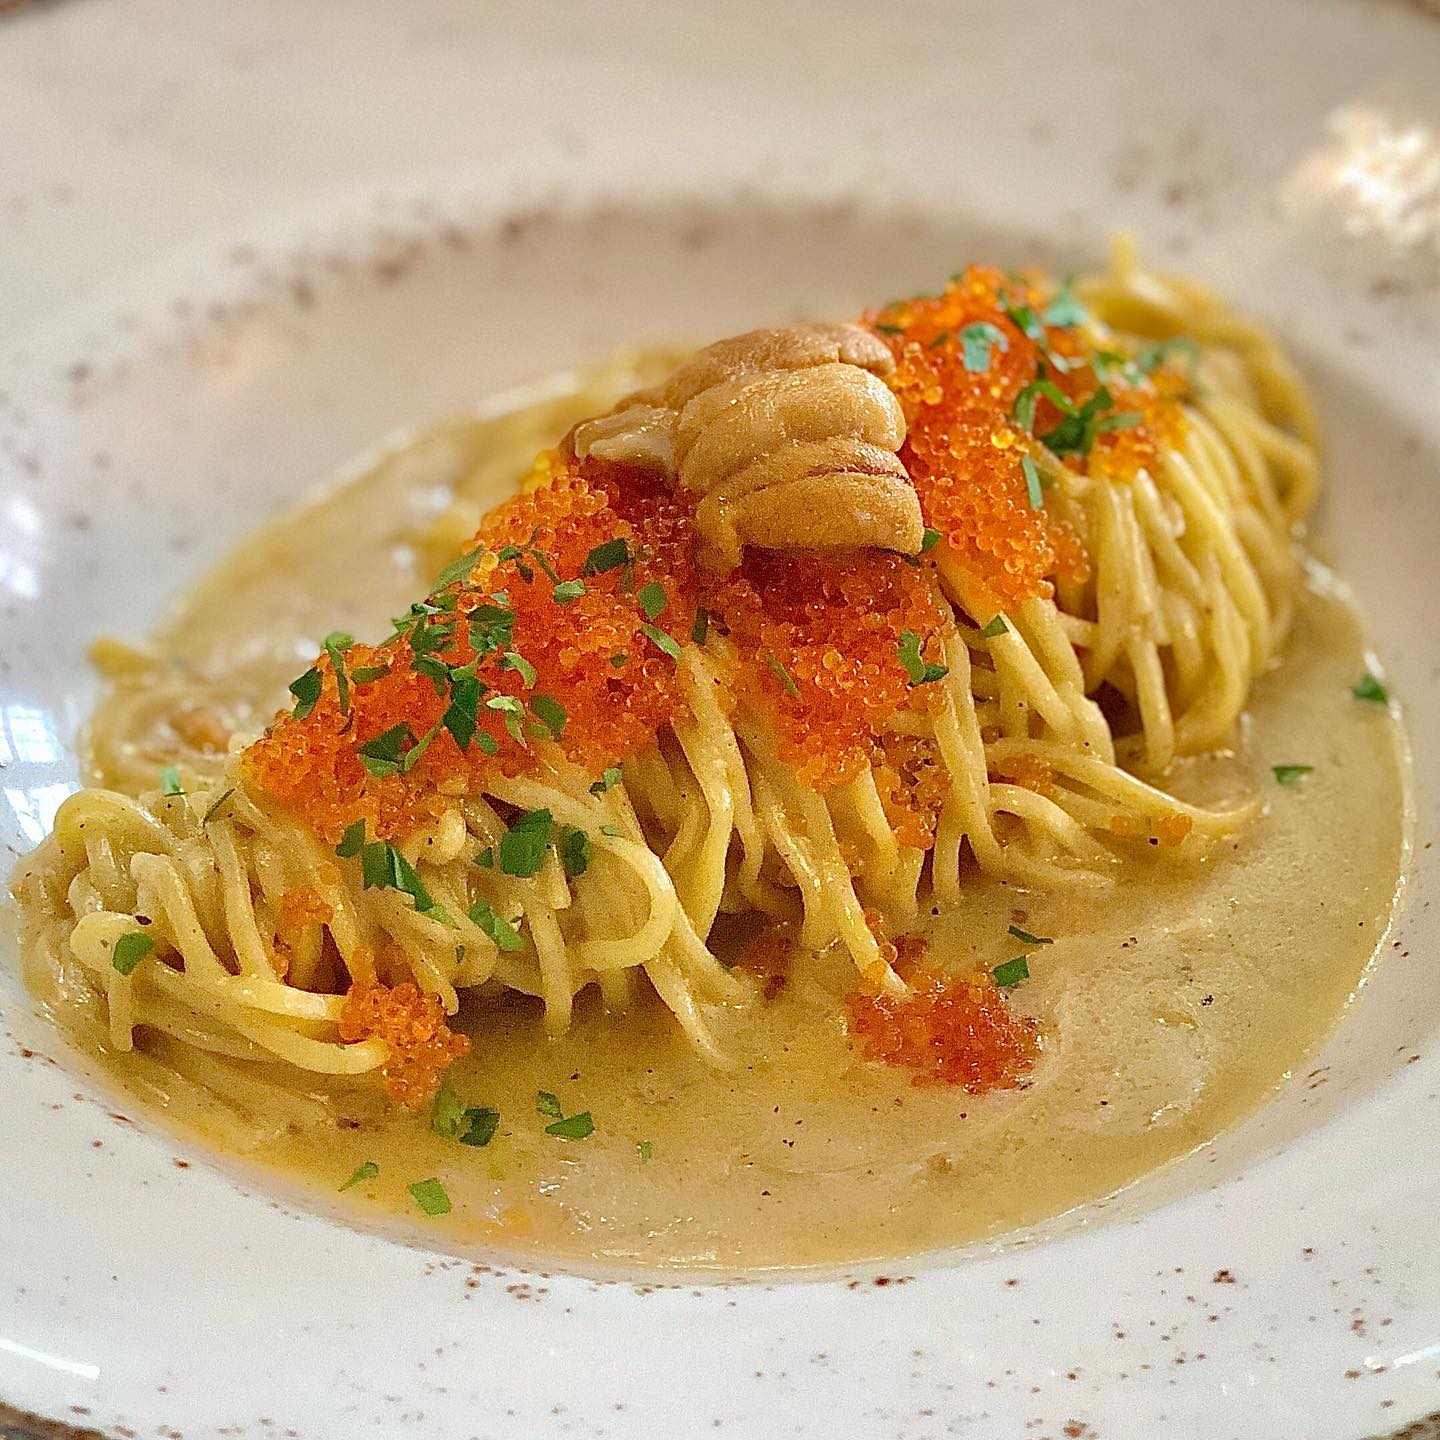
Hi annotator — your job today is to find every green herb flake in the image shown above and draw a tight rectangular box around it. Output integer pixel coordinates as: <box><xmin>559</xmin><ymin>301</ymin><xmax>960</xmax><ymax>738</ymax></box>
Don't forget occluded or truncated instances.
<box><xmin>498</xmin><ymin>808</ymin><xmax>553</xmax><ymax>878</ymax></box>
<box><xmin>442</xmin><ymin>673</ymin><xmax>484</xmax><ymax>752</ymax></box>
<box><xmin>640</xmin><ymin>623</ymin><xmax>683</xmax><ymax>662</ymax></box>
<box><xmin>407</xmin><ymin>1177</ymin><xmax>452</xmax><ymax>1216</ymax></box>
<box><xmin>637</xmin><ymin>581</ymin><xmax>667</xmax><ymax>621</ymax></box>
<box><xmin>535</xmin><ymin>1090</ymin><xmax>564</xmax><ymax>1120</ymax></box>
<box><xmin>288</xmin><ymin>666</ymin><xmax>323</xmax><ymax>719</ymax></box>
<box><xmin>529</xmin><ymin>694</ymin><xmax>567</xmax><ymax>741</ymax></box>
<box><xmin>459</xmin><ymin>1107</ymin><xmax>500</xmax><ymax>1148</ymax></box>
<box><xmin>874</xmin><ymin>322</ymin><xmax>904</xmax><ymax>335</ymax></box>
<box><xmin>552</xmin><ymin>578</ymin><xmax>586</xmax><ymax>605</ymax></box>
<box><xmin>111</xmin><ymin>930</ymin><xmax>154</xmax><ymax>977</ymax></box>
<box><xmin>896</xmin><ymin>630</ymin><xmax>949</xmax><ymax>686</ymax></box>
<box><xmin>583</xmin><ymin>538</ymin><xmax>631</xmax><ymax>575</ymax></box>
<box><xmin>560</xmin><ymin>826</ymin><xmax>591</xmax><ymax>878</ymax></box>
<box><xmin>1134</xmin><ymin>336</ymin><xmax>1200</xmax><ymax>376</ymax></box>
<box><xmin>1272</xmin><ymin>764</ymin><xmax>1314</xmax><ymax>785</ymax></box>
<box><xmin>589</xmin><ymin>766</ymin><xmax>623</xmax><ymax>796</ymax></box>
<box><xmin>980</xmin><ymin>615</ymin><xmax>1009</xmax><ymax>639</ymax></box>
<box><xmin>992</xmin><ymin>955</ymin><xmax>1030</xmax><ymax>988</ymax></box>
<box><xmin>322</xmin><ymin>631</ymin><xmax>354</xmax><ymax>715</ymax></box>
<box><xmin>473</xmin><ymin>846</ymin><xmax>494</xmax><ymax>868</ymax></box>
<box><xmin>1007</xmin><ymin>924</ymin><xmax>1052</xmax><ymax>947</ymax></box>
<box><xmin>1021</xmin><ymin>454</ymin><xmax>1045</xmax><ymax>509</ymax></box>
<box><xmin>357</xmin><ymin>722</ymin><xmax>413</xmax><ymax>777</ymax></box>
<box><xmin>609</xmin><ymin>652</ymin><xmax>628</xmax><ymax>668</ymax></box>
<box><xmin>599</xmin><ymin>825</ymin><xmax>625</xmax><ymax>838</ymax></box>
<box><xmin>159</xmin><ymin>764</ymin><xmax>184</xmax><ymax>796</ymax></box>
<box><xmin>359</xmin><ymin>840</ymin><xmax>435</xmax><ymax>914</ymax></box>
<box><xmin>339</xmin><ymin>1160</ymin><xmax>379</xmax><ymax>1192</ymax></box>
<box><xmin>691</xmin><ymin>608</ymin><xmax>710</xmax><ymax>645</ymax></box>
<box><xmin>546</xmin><ymin>1112</ymin><xmax>595</xmax><ymax>1140</ymax></box>
<box><xmin>1012</xmin><ymin>377</ymin><xmax>1073</xmax><ymax>433</ymax></box>
<box><xmin>468</xmin><ymin>897</ymin><xmax>524</xmax><ymax>953</ymax></box>
<box><xmin>431</xmin><ymin>1081</ymin><xmax>466</xmax><ymax>1140</ymax></box>
<box><xmin>1352</xmin><ymin>673</ymin><xmax>1389</xmax><ymax>704</ymax></box>
<box><xmin>919</xmin><ymin>527</ymin><xmax>942</xmax><ymax>554</ymax></box>
<box><xmin>351</xmin><ymin>664</ymin><xmax>390</xmax><ymax>685</ymax></box>
<box><xmin>637</xmin><ymin>1139</ymin><xmax>654</xmax><ymax>1162</ymax></box>
<box><xmin>432</xmin><ymin>545</ymin><xmax>486</xmax><ymax>591</ymax></box>
<box><xmin>1041</xmin><ymin>280</ymin><xmax>1086</xmax><ymax>328</ymax></box>
<box><xmin>766</xmin><ymin>655</ymin><xmax>801</xmax><ymax>698</ymax></box>
<box><xmin>335</xmin><ymin>819</ymin><xmax>366</xmax><ymax>858</ymax></box>
<box><xmin>960</xmin><ymin>321</ymin><xmax>1009</xmax><ymax>373</ymax></box>
<box><xmin>500</xmin><ymin>651</ymin><xmax>537</xmax><ymax>687</ymax></box>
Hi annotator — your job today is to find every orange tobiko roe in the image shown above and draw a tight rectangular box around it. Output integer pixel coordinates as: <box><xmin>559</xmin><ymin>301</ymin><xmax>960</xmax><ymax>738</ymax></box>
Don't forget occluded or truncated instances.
<box><xmin>865</xmin><ymin>265</ymin><xmax>1185</xmax><ymax>615</ymax></box>
<box><xmin>338</xmin><ymin>979</ymin><xmax>471</xmax><ymax>1107</ymax></box>
<box><xmin>846</xmin><ymin>965</ymin><xmax>1040</xmax><ymax>1093</ymax></box>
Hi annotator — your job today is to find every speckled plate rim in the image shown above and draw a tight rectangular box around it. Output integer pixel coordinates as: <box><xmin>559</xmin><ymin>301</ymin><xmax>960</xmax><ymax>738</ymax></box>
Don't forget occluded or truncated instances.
<box><xmin>2</xmin><ymin>3</ymin><xmax>1439</xmax><ymax>1438</ymax></box>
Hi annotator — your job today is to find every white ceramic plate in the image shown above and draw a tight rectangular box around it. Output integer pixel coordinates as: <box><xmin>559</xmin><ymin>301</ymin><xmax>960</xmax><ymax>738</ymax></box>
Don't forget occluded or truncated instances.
<box><xmin>2</xmin><ymin>3</ymin><xmax>1439</xmax><ymax>1436</ymax></box>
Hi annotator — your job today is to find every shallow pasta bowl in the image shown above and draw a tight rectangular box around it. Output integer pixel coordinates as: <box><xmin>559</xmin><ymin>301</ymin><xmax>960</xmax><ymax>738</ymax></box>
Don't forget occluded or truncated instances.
<box><xmin>2</xmin><ymin>1</ymin><xmax>1440</xmax><ymax>1437</ymax></box>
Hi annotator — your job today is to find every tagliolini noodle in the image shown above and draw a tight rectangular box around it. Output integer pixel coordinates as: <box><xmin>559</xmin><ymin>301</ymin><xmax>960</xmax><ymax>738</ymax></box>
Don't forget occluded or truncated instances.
<box><xmin>10</xmin><ymin>240</ymin><xmax>1320</xmax><ymax>1121</ymax></box>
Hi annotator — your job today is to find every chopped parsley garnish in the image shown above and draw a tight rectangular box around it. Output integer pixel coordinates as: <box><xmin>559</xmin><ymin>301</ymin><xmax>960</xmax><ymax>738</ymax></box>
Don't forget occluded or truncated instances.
<box><xmin>484</xmin><ymin>693</ymin><xmax>527</xmax><ymax>745</ymax></box>
<box><xmin>468</xmin><ymin>601</ymin><xmax>516</xmax><ymax>657</ymax></box>
<box><xmin>583</xmin><ymin>537</ymin><xmax>631</xmax><ymax>575</ymax></box>
<box><xmin>637</xmin><ymin>581</ymin><xmax>667</xmax><ymax>620</ymax></box>
<box><xmin>980</xmin><ymin>615</ymin><xmax>1009</xmax><ymax>639</ymax></box>
<box><xmin>1003</xmin><ymin>302</ymin><xmax>1046</xmax><ymax>345</ymax></box>
<box><xmin>357</xmin><ymin>722</ymin><xmax>413</xmax><ymax>777</ymax></box>
<box><xmin>322</xmin><ymin>631</ymin><xmax>353</xmax><ymax>715</ymax></box>
<box><xmin>552</xmin><ymin>578</ymin><xmax>586</xmax><ymax>605</ymax></box>
<box><xmin>359</xmin><ymin>840</ymin><xmax>435</xmax><ymax>914</ymax></box>
<box><xmin>473</xmin><ymin>846</ymin><xmax>494</xmax><ymax>868</ymax></box>
<box><xmin>874</xmin><ymin>322</ymin><xmax>904</xmax><ymax>335</ymax></box>
<box><xmin>338</xmin><ymin>1160</ymin><xmax>378</xmax><ymax>1192</ymax></box>
<box><xmin>992</xmin><ymin>955</ymin><xmax>1030</xmax><ymax>988</ymax></box>
<box><xmin>637</xmin><ymin>1139</ymin><xmax>653</xmax><ymax>1162</ymax></box>
<box><xmin>442</xmin><ymin>673</ymin><xmax>484</xmax><ymax>751</ymax></box>
<box><xmin>960</xmin><ymin>321</ymin><xmax>1009</xmax><ymax>373</ymax></box>
<box><xmin>547</xmin><ymin>1112</ymin><xmax>595</xmax><ymax>1140</ymax></box>
<box><xmin>536</xmin><ymin>1090</ymin><xmax>594</xmax><ymax>1138</ymax></box>
<box><xmin>919</xmin><ymin>527</ymin><xmax>942</xmax><ymax>554</ymax></box>
<box><xmin>202</xmin><ymin>787</ymin><xmax>236</xmax><ymax>825</ymax></box>
<box><xmin>1041</xmin><ymin>279</ymin><xmax>1086</xmax><ymax>328</ymax></box>
<box><xmin>609</xmin><ymin>652</ymin><xmax>628</xmax><ymax>668</ymax></box>
<box><xmin>589</xmin><ymin>766</ymin><xmax>623</xmax><ymax>795</ymax></box>
<box><xmin>561</xmin><ymin>826</ymin><xmax>590</xmax><ymax>878</ymax></box>
<box><xmin>111</xmin><ymin>930</ymin><xmax>154</xmax><ymax>976</ymax></box>
<box><xmin>407</xmin><ymin>1177</ymin><xmax>452</xmax><ymax>1216</ymax></box>
<box><xmin>599</xmin><ymin>825</ymin><xmax>625</xmax><ymax>838</ymax></box>
<box><xmin>1352</xmin><ymin>673</ymin><xmax>1388</xmax><ymax>704</ymax></box>
<box><xmin>640</xmin><ymin>623</ymin><xmax>683</xmax><ymax>662</ymax></box>
<box><xmin>159</xmin><ymin>764</ymin><xmax>184</xmax><ymax>796</ymax></box>
<box><xmin>766</xmin><ymin>655</ymin><xmax>800</xmax><ymax>698</ymax></box>
<box><xmin>468</xmin><ymin>897</ymin><xmax>524</xmax><ymax>952</ymax></box>
<box><xmin>336</xmin><ymin>819</ymin><xmax>366</xmax><ymax>858</ymax></box>
<box><xmin>288</xmin><ymin>666</ymin><xmax>323</xmax><ymax>719</ymax></box>
<box><xmin>928</xmin><ymin>330</ymin><xmax>950</xmax><ymax>349</ymax></box>
<box><xmin>897</xmin><ymin>630</ymin><xmax>949</xmax><ymax>686</ymax></box>
<box><xmin>432</xmin><ymin>545</ymin><xmax>486</xmax><ymax>591</ymax></box>
<box><xmin>1007</xmin><ymin>924</ymin><xmax>1052</xmax><ymax>947</ymax></box>
<box><xmin>432</xmin><ymin>1084</ymin><xmax>501</xmax><ymax>1147</ymax></box>
<box><xmin>459</xmin><ymin>1107</ymin><xmax>500</xmax><ymax>1147</ymax></box>
<box><xmin>351</xmin><ymin>663</ymin><xmax>390</xmax><ymax>685</ymax></box>
<box><xmin>1272</xmin><ymin>764</ymin><xmax>1314</xmax><ymax>785</ymax></box>
<box><xmin>498</xmin><ymin>808</ymin><xmax>553</xmax><ymax>878</ymax></box>
<box><xmin>691</xmin><ymin>608</ymin><xmax>710</xmax><ymax>645</ymax></box>
<box><xmin>1038</xmin><ymin>385</ymin><xmax>1142</xmax><ymax>457</ymax></box>
<box><xmin>1011</xmin><ymin>377</ymin><xmax>1072</xmax><ymax>433</ymax></box>
<box><xmin>1134</xmin><ymin>337</ymin><xmax>1200</xmax><ymax>376</ymax></box>
<box><xmin>500</xmin><ymin>651</ymin><xmax>537</xmax><ymax>687</ymax></box>
<box><xmin>1021</xmin><ymin>454</ymin><xmax>1044</xmax><ymax>509</ymax></box>
<box><xmin>529</xmin><ymin>694</ymin><xmax>567</xmax><ymax>740</ymax></box>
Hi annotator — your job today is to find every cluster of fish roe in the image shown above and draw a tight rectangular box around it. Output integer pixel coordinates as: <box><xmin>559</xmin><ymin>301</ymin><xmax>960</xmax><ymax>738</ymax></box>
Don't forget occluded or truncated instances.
<box><xmin>243</xmin><ymin>454</ymin><xmax>702</xmax><ymax>843</ymax></box>
<box><xmin>846</xmin><ymin>964</ymin><xmax>1040</xmax><ymax>1092</ymax></box>
<box><xmin>870</xmin><ymin>731</ymin><xmax>951</xmax><ymax>851</ymax></box>
<box><xmin>865</xmin><ymin>265</ymin><xmax>1187</xmax><ymax>616</ymax></box>
<box><xmin>704</xmin><ymin>547</ymin><xmax>954</xmax><ymax>790</ymax></box>
<box><xmin>338</xmin><ymin>978</ymin><xmax>470</xmax><ymax>1106</ymax></box>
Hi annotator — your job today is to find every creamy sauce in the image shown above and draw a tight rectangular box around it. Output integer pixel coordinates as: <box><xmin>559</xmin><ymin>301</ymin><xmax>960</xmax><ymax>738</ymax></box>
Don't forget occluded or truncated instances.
<box><xmin>64</xmin><ymin>364</ymin><xmax>1410</xmax><ymax>1271</ymax></box>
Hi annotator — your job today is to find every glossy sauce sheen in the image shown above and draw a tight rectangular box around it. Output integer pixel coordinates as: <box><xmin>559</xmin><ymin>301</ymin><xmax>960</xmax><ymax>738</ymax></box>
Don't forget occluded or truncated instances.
<box><xmin>80</xmin><ymin>365</ymin><xmax>1409</xmax><ymax>1271</ymax></box>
